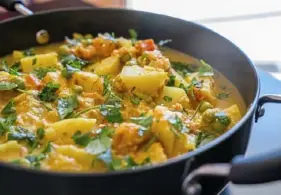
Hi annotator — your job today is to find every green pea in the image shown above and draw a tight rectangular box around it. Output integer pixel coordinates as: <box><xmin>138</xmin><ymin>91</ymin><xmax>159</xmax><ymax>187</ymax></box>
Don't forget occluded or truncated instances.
<box><xmin>72</xmin><ymin>85</ymin><xmax>83</xmax><ymax>94</ymax></box>
<box><xmin>202</xmin><ymin>108</ymin><xmax>218</xmax><ymax>123</ymax></box>
<box><xmin>36</xmin><ymin>30</ymin><xmax>49</xmax><ymax>44</ymax></box>
<box><xmin>121</xmin><ymin>53</ymin><xmax>132</xmax><ymax>63</ymax></box>
<box><xmin>199</xmin><ymin>101</ymin><xmax>213</xmax><ymax>112</ymax></box>
<box><xmin>212</xmin><ymin>119</ymin><xmax>226</xmax><ymax>133</ymax></box>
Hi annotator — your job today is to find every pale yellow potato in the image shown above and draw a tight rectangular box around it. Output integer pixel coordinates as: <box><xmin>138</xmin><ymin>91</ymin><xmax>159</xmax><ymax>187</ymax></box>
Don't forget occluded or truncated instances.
<box><xmin>0</xmin><ymin>141</ymin><xmax>27</xmax><ymax>161</ymax></box>
<box><xmin>172</xmin><ymin>134</ymin><xmax>195</xmax><ymax>157</ymax></box>
<box><xmin>12</xmin><ymin>50</ymin><xmax>24</xmax><ymax>61</ymax></box>
<box><xmin>133</xmin><ymin>142</ymin><xmax>167</xmax><ymax>164</ymax></box>
<box><xmin>70</xmin><ymin>71</ymin><xmax>103</xmax><ymax>93</ymax></box>
<box><xmin>223</xmin><ymin>104</ymin><xmax>242</xmax><ymax>128</ymax></box>
<box><xmin>20</xmin><ymin>52</ymin><xmax>59</xmax><ymax>73</ymax></box>
<box><xmin>120</xmin><ymin>65</ymin><xmax>168</xmax><ymax>94</ymax></box>
<box><xmin>44</xmin><ymin>118</ymin><xmax>96</xmax><ymax>145</ymax></box>
<box><xmin>159</xmin><ymin>86</ymin><xmax>187</xmax><ymax>106</ymax></box>
<box><xmin>85</xmin><ymin>55</ymin><xmax>121</xmax><ymax>75</ymax></box>
<box><xmin>116</xmin><ymin>37</ymin><xmax>133</xmax><ymax>48</ymax></box>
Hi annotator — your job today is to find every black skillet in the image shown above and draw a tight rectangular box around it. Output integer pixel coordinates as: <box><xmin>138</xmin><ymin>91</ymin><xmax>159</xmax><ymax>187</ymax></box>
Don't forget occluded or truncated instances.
<box><xmin>0</xmin><ymin>1</ymin><xmax>281</xmax><ymax>195</ymax></box>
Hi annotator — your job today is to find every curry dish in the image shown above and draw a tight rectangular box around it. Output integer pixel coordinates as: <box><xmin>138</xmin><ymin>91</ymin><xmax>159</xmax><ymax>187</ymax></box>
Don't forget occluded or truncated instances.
<box><xmin>0</xmin><ymin>31</ymin><xmax>245</xmax><ymax>172</ymax></box>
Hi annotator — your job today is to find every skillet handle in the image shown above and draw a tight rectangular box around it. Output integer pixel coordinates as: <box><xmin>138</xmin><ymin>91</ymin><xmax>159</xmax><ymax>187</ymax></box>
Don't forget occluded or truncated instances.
<box><xmin>255</xmin><ymin>94</ymin><xmax>281</xmax><ymax>122</ymax></box>
<box><xmin>0</xmin><ymin>0</ymin><xmax>24</xmax><ymax>11</ymax></box>
<box><xmin>182</xmin><ymin>149</ymin><xmax>281</xmax><ymax>195</ymax></box>
<box><xmin>229</xmin><ymin>148</ymin><xmax>281</xmax><ymax>184</ymax></box>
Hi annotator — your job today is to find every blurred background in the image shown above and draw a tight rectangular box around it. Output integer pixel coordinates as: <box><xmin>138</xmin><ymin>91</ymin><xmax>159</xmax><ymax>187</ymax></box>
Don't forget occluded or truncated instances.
<box><xmin>0</xmin><ymin>0</ymin><xmax>280</xmax><ymax>80</ymax></box>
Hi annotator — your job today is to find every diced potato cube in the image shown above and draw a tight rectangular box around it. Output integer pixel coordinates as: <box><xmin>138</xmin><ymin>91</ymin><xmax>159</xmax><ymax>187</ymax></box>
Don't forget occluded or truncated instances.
<box><xmin>70</xmin><ymin>71</ymin><xmax>103</xmax><ymax>93</ymax></box>
<box><xmin>133</xmin><ymin>142</ymin><xmax>167</xmax><ymax>164</ymax></box>
<box><xmin>20</xmin><ymin>52</ymin><xmax>59</xmax><ymax>73</ymax></box>
<box><xmin>159</xmin><ymin>86</ymin><xmax>187</xmax><ymax>106</ymax></box>
<box><xmin>172</xmin><ymin>134</ymin><xmax>195</xmax><ymax>157</ymax></box>
<box><xmin>223</xmin><ymin>104</ymin><xmax>242</xmax><ymax>128</ymax></box>
<box><xmin>44</xmin><ymin>118</ymin><xmax>96</xmax><ymax>145</ymax></box>
<box><xmin>120</xmin><ymin>65</ymin><xmax>168</xmax><ymax>94</ymax></box>
<box><xmin>85</xmin><ymin>55</ymin><xmax>121</xmax><ymax>75</ymax></box>
<box><xmin>117</xmin><ymin>38</ymin><xmax>133</xmax><ymax>48</ymax></box>
<box><xmin>0</xmin><ymin>141</ymin><xmax>27</xmax><ymax>161</ymax></box>
<box><xmin>12</xmin><ymin>50</ymin><xmax>24</xmax><ymax>61</ymax></box>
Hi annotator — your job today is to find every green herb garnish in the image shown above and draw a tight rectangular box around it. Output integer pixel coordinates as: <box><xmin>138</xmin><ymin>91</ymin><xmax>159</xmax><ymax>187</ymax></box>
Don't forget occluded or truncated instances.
<box><xmin>37</xmin><ymin>128</ymin><xmax>45</xmax><ymax>140</ymax></box>
<box><xmin>72</xmin><ymin>131</ymin><xmax>92</xmax><ymax>147</ymax></box>
<box><xmin>195</xmin><ymin>132</ymin><xmax>216</xmax><ymax>148</ymax></box>
<box><xmin>131</xmin><ymin>115</ymin><xmax>153</xmax><ymax>136</ymax></box>
<box><xmin>198</xmin><ymin>60</ymin><xmax>214</xmax><ymax>77</ymax></box>
<box><xmin>163</xmin><ymin>96</ymin><xmax>172</xmax><ymax>102</ymax></box>
<box><xmin>8</xmin><ymin>127</ymin><xmax>36</xmax><ymax>147</ymax></box>
<box><xmin>215</xmin><ymin>111</ymin><xmax>231</xmax><ymax>126</ymax></box>
<box><xmin>1</xmin><ymin>99</ymin><xmax>16</xmax><ymax>116</ymax></box>
<box><xmin>0</xmin><ymin>82</ymin><xmax>18</xmax><ymax>90</ymax></box>
<box><xmin>100</xmin><ymin>104</ymin><xmax>123</xmax><ymax>123</ymax></box>
<box><xmin>130</xmin><ymin>95</ymin><xmax>141</xmax><ymax>105</ymax></box>
<box><xmin>33</xmin><ymin>67</ymin><xmax>56</xmax><ymax>79</ymax></box>
<box><xmin>216</xmin><ymin>93</ymin><xmax>229</xmax><ymax>99</ymax></box>
<box><xmin>128</xmin><ymin>29</ymin><xmax>138</xmax><ymax>43</ymax></box>
<box><xmin>57</xmin><ymin>95</ymin><xmax>79</xmax><ymax>119</ymax></box>
<box><xmin>38</xmin><ymin>82</ymin><xmax>60</xmax><ymax>102</ymax></box>
<box><xmin>166</xmin><ymin>75</ymin><xmax>176</xmax><ymax>86</ymax></box>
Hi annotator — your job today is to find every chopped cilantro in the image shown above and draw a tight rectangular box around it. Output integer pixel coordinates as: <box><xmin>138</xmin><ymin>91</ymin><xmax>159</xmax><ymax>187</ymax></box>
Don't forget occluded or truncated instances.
<box><xmin>131</xmin><ymin>115</ymin><xmax>153</xmax><ymax>136</ymax></box>
<box><xmin>198</xmin><ymin>60</ymin><xmax>214</xmax><ymax>77</ymax></box>
<box><xmin>0</xmin><ymin>82</ymin><xmax>18</xmax><ymax>90</ymax></box>
<box><xmin>57</xmin><ymin>95</ymin><xmax>79</xmax><ymax>119</ymax></box>
<box><xmin>216</xmin><ymin>93</ymin><xmax>229</xmax><ymax>99</ymax></box>
<box><xmin>130</xmin><ymin>95</ymin><xmax>141</xmax><ymax>105</ymax></box>
<box><xmin>196</xmin><ymin>132</ymin><xmax>216</xmax><ymax>148</ymax></box>
<box><xmin>38</xmin><ymin>82</ymin><xmax>60</xmax><ymax>102</ymax></box>
<box><xmin>33</xmin><ymin>67</ymin><xmax>56</xmax><ymax>79</ymax></box>
<box><xmin>37</xmin><ymin>128</ymin><xmax>45</xmax><ymax>140</ymax></box>
<box><xmin>100</xmin><ymin>104</ymin><xmax>123</xmax><ymax>123</ymax></box>
<box><xmin>166</xmin><ymin>75</ymin><xmax>176</xmax><ymax>86</ymax></box>
<box><xmin>128</xmin><ymin>29</ymin><xmax>138</xmax><ymax>43</ymax></box>
<box><xmin>8</xmin><ymin>127</ymin><xmax>36</xmax><ymax>147</ymax></box>
<box><xmin>215</xmin><ymin>111</ymin><xmax>231</xmax><ymax>126</ymax></box>
<box><xmin>163</xmin><ymin>96</ymin><xmax>172</xmax><ymax>102</ymax></box>
<box><xmin>1</xmin><ymin>99</ymin><xmax>16</xmax><ymax>116</ymax></box>
<box><xmin>72</xmin><ymin>131</ymin><xmax>92</xmax><ymax>147</ymax></box>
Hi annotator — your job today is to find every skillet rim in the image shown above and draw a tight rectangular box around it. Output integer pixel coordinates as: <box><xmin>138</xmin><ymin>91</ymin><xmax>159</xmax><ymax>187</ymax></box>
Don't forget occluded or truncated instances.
<box><xmin>0</xmin><ymin>7</ymin><xmax>260</xmax><ymax>177</ymax></box>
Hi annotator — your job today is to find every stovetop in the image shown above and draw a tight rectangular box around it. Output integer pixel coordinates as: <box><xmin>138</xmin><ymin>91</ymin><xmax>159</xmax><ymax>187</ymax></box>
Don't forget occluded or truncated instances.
<box><xmin>220</xmin><ymin>69</ymin><xmax>281</xmax><ymax>195</ymax></box>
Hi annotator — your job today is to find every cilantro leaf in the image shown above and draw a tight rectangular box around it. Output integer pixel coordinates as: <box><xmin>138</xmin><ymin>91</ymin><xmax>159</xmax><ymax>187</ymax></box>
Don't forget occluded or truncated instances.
<box><xmin>60</xmin><ymin>54</ymin><xmax>88</xmax><ymax>69</ymax></box>
<box><xmin>166</xmin><ymin>75</ymin><xmax>176</xmax><ymax>86</ymax></box>
<box><xmin>215</xmin><ymin>111</ymin><xmax>231</xmax><ymax>126</ymax></box>
<box><xmin>37</xmin><ymin>128</ymin><xmax>45</xmax><ymax>140</ymax></box>
<box><xmin>33</xmin><ymin>67</ymin><xmax>56</xmax><ymax>79</ymax></box>
<box><xmin>23</xmin><ymin>48</ymin><xmax>35</xmax><ymax>56</ymax></box>
<box><xmin>131</xmin><ymin>115</ymin><xmax>153</xmax><ymax>136</ymax></box>
<box><xmin>163</xmin><ymin>96</ymin><xmax>172</xmax><ymax>102</ymax></box>
<box><xmin>100</xmin><ymin>104</ymin><xmax>123</xmax><ymax>123</ymax></box>
<box><xmin>0</xmin><ymin>60</ymin><xmax>9</xmax><ymax>72</ymax></box>
<box><xmin>128</xmin><ymin>29</ymin><xmax>138</xmax><ymax>43</ymax></box>
<box><xmin>57</xmin><ymin>95</ymin><xmax>79</xmax><ymax>119</ymax></box>
<box><xmin>9</xmin><ymin>63</ymin><xmax>21</xmax><ymax>76</ymax></box>
<box><xmin>62</xmin><ymin>64</ymin><xmax>80</xmax><ymax>79</ymax></box>
<box><xmin>198</xmin><ymin>60</ymin><xmax>214</xmax><ymax>77</ymax></box>
<box><xmin>166</xmin><ymin>114</ymin><xmax>189</xmax><ymax>136</ymax></box>
<box><xmin>130</xmin><ymin>95</ymin><xmax>141</xmax><ymax>105</ymax></box>
<box><xmin>86</xmin><ymin>135</ymin><xmax>111</xmax><ymax>155</ymax></box>
<box><xmin>38</xmin><ymin>82</ymin><xmax>60</xmax><ymax>102</ymax></box>
<box><xmin>0</xmin><ymin>82</ymin><xmax>17</xmax><ymax>90</ymax></box>
<box><xmin>0</xmin><ymin>113</ymin><xmax>16</xmax><ymax>136</ymax></box>
<box><xmin>216</xmin><ymin>93</ymin><xmax>229</xmax><ymax>100</ymax></box>
<box><xmin>8</xmin><ymin>127</ymin><xmax>36</xmax><ymax>147</ymax></box>
<box><xmin>72</xmin><ymin>131</ymin><xmax>92</xmax><ymax>147</ymax></box>
<box><xmin>1</xmin><ymin>99</ymin><xmax>16</xmax><ymax>116</ymax></box>
<box><xmin>42</xmin><ymin>142</ymin><xmax>52</xmax><ymax>154</ymax></box>
<box><xmin>196</xmin><ymin>132</ymin><xmax>216</xmax><ymax>148</ymax></box>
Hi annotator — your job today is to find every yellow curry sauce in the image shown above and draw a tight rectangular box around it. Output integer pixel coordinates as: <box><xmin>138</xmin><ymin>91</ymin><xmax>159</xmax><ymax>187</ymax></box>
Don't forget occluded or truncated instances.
<box><xmin>0</xmin><ymin>32</ymin><xmax>245</xmax><ymax>172</ymax></box>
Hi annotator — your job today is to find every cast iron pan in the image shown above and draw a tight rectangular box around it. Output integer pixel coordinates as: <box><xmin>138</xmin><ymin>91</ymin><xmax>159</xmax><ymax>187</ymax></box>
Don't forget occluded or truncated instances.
<box><xmin>0</xmin><ymin>1</ymin><xmax>281</xmax><ymax>195</ymax></box>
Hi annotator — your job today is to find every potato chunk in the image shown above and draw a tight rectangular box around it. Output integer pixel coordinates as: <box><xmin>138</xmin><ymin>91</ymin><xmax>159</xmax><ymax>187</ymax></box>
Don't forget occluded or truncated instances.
<box><xmin>133</xmin><ymin>142</ymin><xmax>167</xmax><ymax>164</ymax></box>
<box><xmin>85</xmin><ymin>55</ymin><xmax>121</xmax><ymax>75</ymax></box>
<box><xmin>44</xmin><ymin>118</ymin><xmax>96</xmax><ymax>145</ymax></box>
<box><xmin>0</xmin><ymin>141</ymin><xmax>27</xmax><ymax>161</ymax></box>
<box><xmin>112</xmin><ymin>123</ymin><xmax>148</xmax><ymax>155</ymax></box>
<box><xmin>120</xmin><ymin>65</ymin><xmax>167</xmax><ymax>94</ymax></box>
<box><xmin>70</xmin><ymin>71</ymin><xmax>103</xmax><ymax>93</ymax></box>
<box><xmin>20</xmin><ymin>52</ymin><xmax>59</xmax><ymax>73</ymax></box>
<box><xmin>223</xmin><ymin>104</ymin><xmax>242</xmax><ymax>128</ymax></box>
<box><xmin>159</xmin><ymin>86</ymin><xmax>187</xmax><ymax>106</ymax></box>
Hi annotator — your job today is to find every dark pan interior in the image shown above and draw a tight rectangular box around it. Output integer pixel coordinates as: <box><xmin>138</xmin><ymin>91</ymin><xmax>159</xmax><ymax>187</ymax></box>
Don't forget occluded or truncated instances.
<box><xmin>0</xmin><ymin>8</ymin><xmax>258</xmax><ymax>107</ymax></box>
